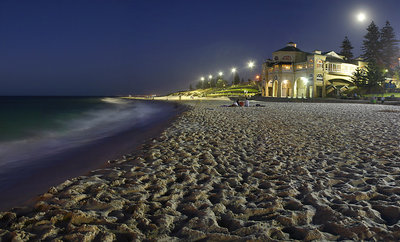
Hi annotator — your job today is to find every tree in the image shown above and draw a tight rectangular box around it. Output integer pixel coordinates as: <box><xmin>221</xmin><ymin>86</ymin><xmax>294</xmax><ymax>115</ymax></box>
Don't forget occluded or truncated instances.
<box><xmin>352</xmin><ymin>61</ymin><xmax>386</xmax><ymax>94</ymax></box>
<box><xmin>210</xmin><ymin>78</ymin><xmax>217</xmax><ymax>88</ymax></box>
<box><xmin>362</xmin><ymin>21</ymin><xmax>381</xmax><ymax>64</ymax></box>
<box><xmin>216</xmin><ymin>79</ymin><xmax>227</xmax><ymax>88</ymax></box>
<box><xmin>352</xmin><ymin>67</ymin><xmax>367</xmax><ymax>89</ymax></box>
<box><xmin>204</xmin><ymin>80</ymin><xmax>211</xmax><ymax>88</ymax></box>
<box><xmin>195</xmin><ymin>81</ymin><xmax>203</xmax><ymax>89</ymax></box>
<box><xmin>365</xmin><ymin>60</ymin><xmax>386</xmax><ymax>93</ymax></box>
<box><xmin>233</xmin><ymin>73</ymin><xmax>240</xmax><ymax>85</ymax></box>
<box><xmin>240</xmin><ymin>78</ymin><xmax>245</xmax><ymax>84</ymax></box>
<box><xmin>339</xmin><ymin>36</ymin><xmax>354</xmax><ymax>61</ymax></box>
<box><xmin>380</xmin><ymin>21</ymin><xmax>399</xmax><ymax>71</ymax></box>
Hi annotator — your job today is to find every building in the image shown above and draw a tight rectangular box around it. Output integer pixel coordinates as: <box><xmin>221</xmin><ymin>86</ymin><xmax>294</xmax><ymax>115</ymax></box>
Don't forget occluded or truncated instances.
<box><xmin>261</xmin><ymin>42</ymin><xmax>367</xmax><ymax>98</ymax></box>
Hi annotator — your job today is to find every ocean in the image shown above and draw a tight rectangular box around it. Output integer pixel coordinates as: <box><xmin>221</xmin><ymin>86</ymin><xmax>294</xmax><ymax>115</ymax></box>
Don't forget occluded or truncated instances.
<box><xmin>0</xmin><ymin>97</ymin><xmax>178</xmax><ymax>210</ymax></box>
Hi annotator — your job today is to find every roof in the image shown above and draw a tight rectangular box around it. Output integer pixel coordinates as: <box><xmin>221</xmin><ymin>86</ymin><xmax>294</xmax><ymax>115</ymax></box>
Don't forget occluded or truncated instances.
<box><xmin>275</xmin><ymin>46</ymin><xmax>304</xmax><ymax>52</ymax></box>
<box><xmin>264</xmin><ymin>61</ymin><xmax>293</xmax><ymax>67</ymax></box>
<box><xmin>325</xmin><ymin>56</ymin><xmax>346</xmax><ymax>63</ymax></box>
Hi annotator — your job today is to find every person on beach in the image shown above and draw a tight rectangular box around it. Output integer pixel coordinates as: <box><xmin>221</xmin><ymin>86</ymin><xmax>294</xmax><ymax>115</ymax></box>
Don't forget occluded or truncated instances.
<box><xmin>231</xmin><ymin>101</ymin><xmax>239</xmax><ymax>107</ymax></box>
<box><xmin>228</xmin><ymin>99</ymin><xmax>240</xmax><ymax>107</ymax></box>
<box><xmin>245</xmin><ymin>98</ymin><xmax>249</xmax><ymax>107</ymax></box>
<box><xmin>381</xmin><ymin>96</ymin><xmax>385</xmax><ymax>104</ymax></box>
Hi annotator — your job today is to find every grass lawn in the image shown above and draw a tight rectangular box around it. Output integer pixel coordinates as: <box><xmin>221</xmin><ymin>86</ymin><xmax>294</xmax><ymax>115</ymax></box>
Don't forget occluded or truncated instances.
<box><xmin>169</xmin><ymin>84</ymin><xmax>261</xmax><ymax>97</ymax></box>
<box><xmin>363</xmin><ymin>93</ymin><xmax>400</xmax><ymax>97</ymax></box>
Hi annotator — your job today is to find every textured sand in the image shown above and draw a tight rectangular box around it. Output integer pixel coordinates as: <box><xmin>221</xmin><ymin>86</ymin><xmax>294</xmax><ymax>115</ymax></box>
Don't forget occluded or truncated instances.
<box><xmin>1</xmin><ymin>101</ymin><xmax>400</xmax><ymax>241</ymax></box>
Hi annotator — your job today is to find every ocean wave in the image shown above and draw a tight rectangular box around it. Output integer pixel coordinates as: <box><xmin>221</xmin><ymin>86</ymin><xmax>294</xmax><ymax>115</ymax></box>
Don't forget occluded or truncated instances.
<box><xmin>0</xmin><ymin>101</ymin><xmax>162</xmax><ymax>167</ymax></box>
<box><xmin>101</xmin><ymin>97</ymin><xmax>130</xmax><ymax>105</ymax></box>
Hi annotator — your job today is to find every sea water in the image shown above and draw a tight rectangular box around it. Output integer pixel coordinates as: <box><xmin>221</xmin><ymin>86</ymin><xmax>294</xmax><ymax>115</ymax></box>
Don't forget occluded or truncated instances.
<box><xmin>0</xmin><ymin>97</ymin><xmax>165</xmax><ymax>166</ymax></box>
<box><xmin>0</xmin><ymin>97</ymin><xmax>174</xmax><ymax>205</ymax></box>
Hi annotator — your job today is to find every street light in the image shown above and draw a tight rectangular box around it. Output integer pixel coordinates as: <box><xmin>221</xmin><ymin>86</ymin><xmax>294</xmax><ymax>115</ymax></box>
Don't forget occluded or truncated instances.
<box><xmin>218</xmin><ymin>71</ymin><xmax>223</xmax><ymax>76</ymax></box>
<box><xmin>200</xmin><ymin>77</ymin><xmax>205</xmax><ymax>81</ymax></box>
<box><xmin>248</xmin><ymin>61</ymin><xmax>255</xmax><ymax>69</ymax></box>
<box><xmin>208</xmin><ymin>75</ymin><xmax>212</xmax><ymax>87</ymax></box>
<box><xmin>231</xmin><ymin>68</ymin><xmax>237</xmax><ymax>73</ymax></box>
<box><xmin>247</xmin><ymin>61</ymin><xmax>255</xmax><ymax>82</ymax></box>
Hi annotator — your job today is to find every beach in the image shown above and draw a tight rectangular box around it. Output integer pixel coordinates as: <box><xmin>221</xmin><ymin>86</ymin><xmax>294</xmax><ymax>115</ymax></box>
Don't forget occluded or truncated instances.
<box><xmin>0</xmin><ymin>98</ymin><xmax>184</xmax><ymax>211</ymax></box>
<box><xmin>1</xmin><ymin>100</ymin><xmax>400</xmax><ymax>241</ymax></box>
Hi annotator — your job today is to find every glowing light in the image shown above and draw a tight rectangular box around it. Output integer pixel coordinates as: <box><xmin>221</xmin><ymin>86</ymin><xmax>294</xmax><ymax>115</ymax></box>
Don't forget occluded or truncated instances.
<box><xmin>301</xmin><ymin>77</ymin><xmax>308</xmax><ymax>84</ymax></box>
<box><xmin>256</xmin><ymin>75</ymin><xmax>260</xmax><ymax>80</ymax></box>
<box><xmin>357</xmin><ymin>12</ymin><xmax>366</xmax><ymax>22</ymax></box>
<box><xmin>200</xmin><ymin>77</ymin><xmax>205</xmax><ymax>81</ymax></box>
<box><xmin>231</xmin><ymin>68</ymin><xmax>237</xmax><ymax>73</ymax></box>
<box><xmin>208</xmin><ymin>75</ymin><xmax>212</xmax><ymax>79</ymax></box>
<box><xmin>248</xmin><ymin>61</ymin><xmax>255</xmax><ymax>69</ymax></box>
<box><xmin>218</xmin><ymin>71</ymin><xmax>223</xmax><ymax>76</ymax></box>
<box><xmin>283</xmin><ymin>80</ymin><xmax>287</xmax><ymax>84</ymax></box>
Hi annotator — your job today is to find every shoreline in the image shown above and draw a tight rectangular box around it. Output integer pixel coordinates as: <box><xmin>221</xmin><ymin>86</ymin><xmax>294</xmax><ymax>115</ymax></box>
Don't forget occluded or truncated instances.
<box><xmin>1</xmin><ymin>100</ymin><xmax>400</xmax><ymax>240</ymax></box>
<box><xmin>0</xmin><ymin>100</ymin><xmax>187</xmax><ymax>212</ymax></box>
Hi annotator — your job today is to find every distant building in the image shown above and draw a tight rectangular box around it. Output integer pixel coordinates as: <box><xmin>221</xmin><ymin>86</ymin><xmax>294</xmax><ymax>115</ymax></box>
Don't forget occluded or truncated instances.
<box><xmin>261</xmin><ymin>42</ymin><xmax>367</xmax><ymax>98</ymax></box>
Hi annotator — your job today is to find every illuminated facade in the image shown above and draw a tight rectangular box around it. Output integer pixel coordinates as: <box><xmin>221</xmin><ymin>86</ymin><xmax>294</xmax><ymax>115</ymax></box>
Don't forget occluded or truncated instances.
<box><xmin>261</xmin><ymin>42</ymin><xmax>366</xmax><ymax>98</ymax></box>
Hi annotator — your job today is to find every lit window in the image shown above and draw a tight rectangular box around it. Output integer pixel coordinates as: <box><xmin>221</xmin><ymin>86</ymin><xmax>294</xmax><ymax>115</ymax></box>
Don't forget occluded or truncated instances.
<box><xmin>282</xmin><ymin>56</ymin><xmax>292</xmax><ymax>61</ymax></box>
<box><xmin>282</xmin><ymin>64</ymin><xmax>292</xmax><ymax>71</ymax></box>
<box><xmin>316</xmin><ymin>59</ymin><xmax>323</xmax><ymax>69</ymax></box>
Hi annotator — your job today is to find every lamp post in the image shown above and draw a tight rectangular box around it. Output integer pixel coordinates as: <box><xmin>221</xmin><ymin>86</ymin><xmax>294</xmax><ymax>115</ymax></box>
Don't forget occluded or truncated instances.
<box><xmin>208</xmin><ymin>75</ymin><xmax>212</xmax><ymax>88</ymax></box>
<box><xmin>217</xmin><ymin>71</ymin><xmax>224</xmax><ymax>87</ymax></box>
<box><xmin>248</xmin><ymin>61</ymin><xmax>255</xmax><ymax>82</ymax></box>
<box><xmin>231</xmin><ymin>67</ymin><xmax>237</xmax><ymax>85</ymax></box>
<box><xmin>200</xmin><ymin>76</ymin><xmax>205</xmax><ymax>89</ymax></box>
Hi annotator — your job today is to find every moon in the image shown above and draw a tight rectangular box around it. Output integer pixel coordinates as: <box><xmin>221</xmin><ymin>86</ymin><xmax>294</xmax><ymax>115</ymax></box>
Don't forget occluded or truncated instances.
<box><xmin>357</xmin><ymin>12</ymin><xmax>366</xmax><ymax>22</ymax></box>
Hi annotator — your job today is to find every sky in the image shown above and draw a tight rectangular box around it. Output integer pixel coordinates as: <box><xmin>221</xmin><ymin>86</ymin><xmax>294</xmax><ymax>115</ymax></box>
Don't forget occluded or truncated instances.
<box><xmin>0</xmin><ymin>0</ymin><xmax>399</xmax><ymax>96</ymax></box>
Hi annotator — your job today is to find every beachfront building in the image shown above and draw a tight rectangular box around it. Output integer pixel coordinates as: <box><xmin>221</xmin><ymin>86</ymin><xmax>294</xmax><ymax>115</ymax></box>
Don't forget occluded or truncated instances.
<box><xmin>261</xmin><ymin>42</ymin><xmax>367</xmax><ymax>98</ymax></box>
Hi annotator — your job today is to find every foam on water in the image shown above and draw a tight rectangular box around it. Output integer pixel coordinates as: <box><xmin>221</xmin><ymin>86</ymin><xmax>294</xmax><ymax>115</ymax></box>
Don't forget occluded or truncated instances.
<box><xmin>0</xmin><ymin>98</ymin><xmax>162</xmax><ymax>167</ymax></box>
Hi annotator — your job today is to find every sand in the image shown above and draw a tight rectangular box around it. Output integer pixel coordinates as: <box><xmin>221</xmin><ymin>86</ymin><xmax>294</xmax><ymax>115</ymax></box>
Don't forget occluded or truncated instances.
<box><xmin>1</xmin><ymin>100</ymin><xmax>400</xmax><ymax>241</ymax></box>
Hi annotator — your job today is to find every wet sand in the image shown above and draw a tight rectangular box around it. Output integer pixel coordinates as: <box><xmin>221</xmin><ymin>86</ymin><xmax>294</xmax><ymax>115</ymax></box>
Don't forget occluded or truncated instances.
<box><xmin>1</xmin><ymin>100</ymin><xmax>400</xmax><ymax>241</ymax></box>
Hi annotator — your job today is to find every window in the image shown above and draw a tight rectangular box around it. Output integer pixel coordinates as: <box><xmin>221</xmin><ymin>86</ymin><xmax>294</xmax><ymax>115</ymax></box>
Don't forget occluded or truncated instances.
<box><xmin>282</xmin><ymin>64</ymin><xmax>292</xmax><ymax>71</ymax></box>
<box><xmin>296</xmin><ymin>63</ymin><xmax>307</xmax><ymax>70</ymax></box>
<box><xmin>327</xmin><ymin>64</ymin><xmax>342</xmax><ymax>72</ymax></box>
<box><xmin>282</xmin><ymin>56</ymin><xmax>292</xmax><ymax>61</ymax></box>
<box><xmin>274</xmin><ymin>65</ymin><xmax>279</xmax><ymax>71</ymax></box>
<box><xmin>274</xmin><ymin>56</ymin><xmax>279</xmax><ymax>61</ymax></box>
<box><xmin>316</xmin><ymin>59</ymin><xmax>323</xmax><ymax>69</ymax></box>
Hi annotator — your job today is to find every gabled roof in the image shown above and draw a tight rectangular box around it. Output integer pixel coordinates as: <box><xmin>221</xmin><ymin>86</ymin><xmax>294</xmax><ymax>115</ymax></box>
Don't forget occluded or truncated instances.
<box><xmin>275</xmin><ymin>46</ymin><xmax>304</xmax><ymax>52</ymax></box>
<box><xmin>323</xmin><ymin>51</ymin><xmax>344</xmax><ymax>59</ymax></box>
<box><xmin>325</xmin><ymin>56</ymin><xmax>346</xmax><ymax>63</ymax></box>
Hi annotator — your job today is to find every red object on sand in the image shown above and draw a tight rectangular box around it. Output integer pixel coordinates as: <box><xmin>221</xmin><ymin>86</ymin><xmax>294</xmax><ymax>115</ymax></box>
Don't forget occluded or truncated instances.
<box><xmin>239</xmin><ymin>101</ymin><xmax>244</xmax><ymax>106</ymax></box>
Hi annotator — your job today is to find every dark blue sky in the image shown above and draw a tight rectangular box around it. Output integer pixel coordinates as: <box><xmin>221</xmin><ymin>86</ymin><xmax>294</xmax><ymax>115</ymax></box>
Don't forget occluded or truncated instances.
<box><xmin>1</xmin><ymin>0</ymin><xmax>399</xmax><ymax>96</ymax></box>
